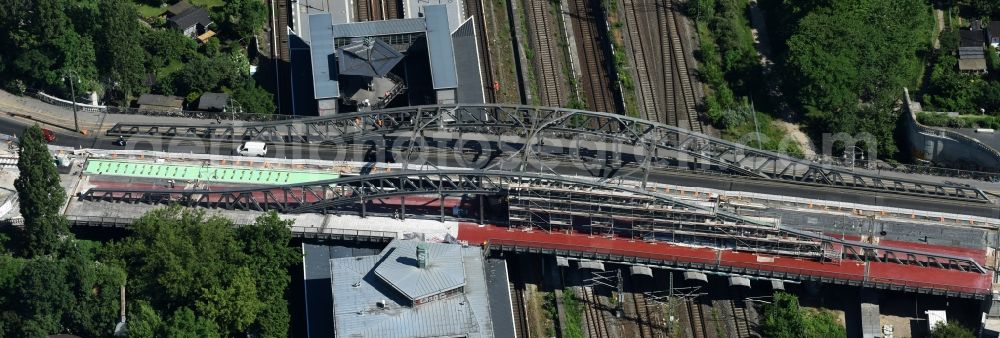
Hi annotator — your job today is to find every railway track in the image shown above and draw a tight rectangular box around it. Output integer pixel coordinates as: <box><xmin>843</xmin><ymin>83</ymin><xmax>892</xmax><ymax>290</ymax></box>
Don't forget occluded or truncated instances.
<box><xmin>687</xmin><ymin>298</ymin><xmax>709</xmax><ymax>338</ymax></box>
<box><xmin>620</xmin><ymin>0</ymin><xmax>702</xmax><ymax>131</ymax></box>
<box><xmin>526</xmin><ymin>0</ymin><xmax>566</xmax><ymax>106</ymax></box>
<box><xmin>581</xmin><ymin>285</ymin><xmax>611</xmax><ymax>338</ymax></box>
<box><xmin>357</xmin><ymin>0</ymin><xmax>372</xmax><ymax>21</ymax></box>
<box><xmin>357</xmin><ymin>0</ymin><xmax>386</xmax><ymax>21</ymax></box>
<box><xmin>663</xmin><ymin>0</ymin><xmax>702</xmax><ymax>133</ymax></box>
<box><xmin>568</xmin><ymin>0</ymin><xmax>616</xmax><ymax>113</ymax></box>
<box><xmin>466</xmin><ymin>0</ymin><xmax>497</xmax><ymax>102</ymax></box>
<box><xmin>622</xmin><ymin>0</ymin><xmax>661</xmax><ymax>123</ymax></box>
<box><xmin>508</xmin><ymin>265</ymin><xmax>531</xmax><ymax>338</ymax></box>
<box><xmin>730</xmin><ymin>299</ymin><xmax>752</xmax><ymax>338</ymax></box>
<box><xmin>632</xmin><ymin>291</ymin><xmax>656</xmax><ymax>337</ymax></box>
<box><xmin>384</xmin><ymin>0</ymin><xmax>401</xmax><ymax>19</ymax></box>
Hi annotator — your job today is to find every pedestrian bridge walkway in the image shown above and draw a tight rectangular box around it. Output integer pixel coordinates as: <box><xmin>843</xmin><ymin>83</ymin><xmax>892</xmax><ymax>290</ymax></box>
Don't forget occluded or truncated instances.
<box><xmin>84</xmin><ymin>159</ymin><xmax>340</xmax><ymax>185</ymax></box>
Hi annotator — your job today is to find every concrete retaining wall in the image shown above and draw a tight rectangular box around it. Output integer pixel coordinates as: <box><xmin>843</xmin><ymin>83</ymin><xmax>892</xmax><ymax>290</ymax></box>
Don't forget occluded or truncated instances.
<box><xmin>0</xmin><ymin>195</ymin><xmax>16</xmax><ymax>219</ymax></box>
<box><xmin>35</xmin><ymin>91</ymin><xmax>106</xmax><ymax>112</ymax></box>
<box><xmin>901</xmin><ymin>88</ymin><xmax>1000</xmax><ymax>171</ymax></box>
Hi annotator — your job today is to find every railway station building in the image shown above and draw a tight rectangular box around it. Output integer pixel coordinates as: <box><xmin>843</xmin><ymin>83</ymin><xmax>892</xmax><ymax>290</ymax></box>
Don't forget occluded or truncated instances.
<box><xmin>289</xmin><ymin>0</ymin><xmax>484</xmax><ymax>115</ymax></box>
<box><xmin>328</xmin><ymin>239</ymin><xmax>496</xmax><ymax>337</ymax></box>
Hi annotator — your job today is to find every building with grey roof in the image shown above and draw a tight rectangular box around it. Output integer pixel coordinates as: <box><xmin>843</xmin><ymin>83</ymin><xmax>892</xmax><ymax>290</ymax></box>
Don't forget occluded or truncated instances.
<box><xmin>167</xmin><ymin>4</ymin><xmax>212</xmax><ymax>39</ymax></box>
<box><xmin>329</xmin><ymin>239</ymin><xmax>495</xmax><ymax>337</ymax></box>
<box><xmin>197</xmin><ymin>92</ymin><xmax>229</xmax><ymax>111</ymax></box>
<box><xmin>958</xmin><ymin>29</ymin><xmax>987</xmax><ymax>73</ymax></box>
<box><xmin>295</xmin><ymin>1</ymin><xmax>482</xmax><ymax>115</ymax></box>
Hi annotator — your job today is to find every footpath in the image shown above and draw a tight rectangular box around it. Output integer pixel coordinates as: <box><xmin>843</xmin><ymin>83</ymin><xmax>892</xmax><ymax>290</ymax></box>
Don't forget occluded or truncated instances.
<box><xmin>0</xmin><ymin>89</ymin><xmax>220</xmax><ymax>135</ymax></box>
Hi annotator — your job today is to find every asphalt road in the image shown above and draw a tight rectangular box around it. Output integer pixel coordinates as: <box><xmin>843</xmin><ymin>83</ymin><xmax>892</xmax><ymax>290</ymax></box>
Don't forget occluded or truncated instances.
<box><xmin>3</xmin><ymin>115</ymin><xmax>997</xmax><ymax>218</ymax></box>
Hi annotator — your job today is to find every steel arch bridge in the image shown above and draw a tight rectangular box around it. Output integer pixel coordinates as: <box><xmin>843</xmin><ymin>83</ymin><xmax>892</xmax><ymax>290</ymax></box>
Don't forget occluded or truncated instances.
<box><xmin>107</xmin><ymin>105</ymin><xmax>989</xmax><ymax>202</ymax></box>
<box><xmin>79</xmin><ymin>169</ymin><xmax>987</xmax><ymax>274</ymax></box>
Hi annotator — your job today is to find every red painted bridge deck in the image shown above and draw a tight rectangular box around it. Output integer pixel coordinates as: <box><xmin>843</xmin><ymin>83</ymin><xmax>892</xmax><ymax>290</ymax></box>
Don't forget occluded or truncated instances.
<box><xmin>458</xmin><ymin>224</ymin><xmax>992</xmax><ymax>295</ymax></box>
<box><xmin>86</xmin><ymin>179</ymin><xmax>462</xmax><ymax>208</ymax></box>
<box><xmin>833</xmin><ymin>233</ymin><xmax>988</xmax><ymax>265</ymax></box>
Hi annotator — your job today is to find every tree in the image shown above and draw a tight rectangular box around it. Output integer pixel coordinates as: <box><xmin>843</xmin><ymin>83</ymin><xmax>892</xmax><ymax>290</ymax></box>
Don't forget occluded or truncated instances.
<box><xmin>143</xmin><ymin>28</ymin><xmax>197</xmax><ymax>70</ymax></box>
<box><xmin>14</xmin><ymin>125</ymin><xmax>69</xmax><ymax>257</ymax></box>
<box><xmin>220</xmin><ymin>0</ymin><xmax>269</xmax><ymax>38</ymax></box>
<box><xmin>12</xmin><ymin>258</ymin><xmax>73</xmax><ymax>337</ymax></box>
<box><xmin>760</xmin><ymin>292</ymin><xmax>804</xmax><ymax>338</ymax></box>
<box><xmin>166</xmin><ymin>54</ymin><xmax>243</xmax><ymax>99</ymax></box>
<box><xmin>112</xmin><ymin>207</ymin><xmax>245</xmax><ymax>309</ymax></box>
<box><xmin>235</xmin><ymin>212</ymin><xmax>299</xmax><ymax>337</ymax></box>
<box><xmin>231</xmin><ymin>81</ymin><xmax>276</xmax><ymax>115</ymax></box>
<box><xmin>97</xmin><ymin>0</ymin><xmax>147</xmax><ymax>103</ymax></box>
<box><xmin>110</xmin><ymin>207</ymin><xmax>301</xmax><ymax>336</ymax></box>
<box><xmin>782</xmin><ymin>0</ymin><xmax>932</xmax><ymax>155</ymax></box>
<box><xmin>930</xmin><ymin>321</ymin><xmax>975</xmax><ymax>338</ymax></box>
<box><xmin>127</xmin><ymin>301</ymin><xmax>165</xmax><ymax>338</ymax></box>
<box><xmin>760</xmin><ymin>292</ymin><xmax>845</xmax><ymax>338</ymax></box>
<box><xmin>163</xmin><ymin>307</ymin><xmax>222</xmax><ymax>338</ymax></box>
<box><xmin>0</xmin><ymin>0</ymin><xmax>99</xmax><ymax>96</ymax></box>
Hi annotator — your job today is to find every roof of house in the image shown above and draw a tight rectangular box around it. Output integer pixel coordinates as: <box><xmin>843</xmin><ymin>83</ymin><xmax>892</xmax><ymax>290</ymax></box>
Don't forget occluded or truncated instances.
<box><xmin>958</xmin><ymin>58</ymin><xmax>988</xmax><ymax>71</ymax></box>
<box><xmin>166</xmin><ymin>1</ymin><xmax>192</xmax><ymax>16</ymax></box>
<box><xmin>197</xmin><ymin>92</ymin><xmax>229</xmax><ymax>110</ymax></box>
<box><xmin>337</xmin><ymin>39</ymin><xmax>404</xmax><ymax>77</ymax></box>
<box><xmin>960</xmin><ymin>30</ymin><xmax>985</xmax><ymax>47</ymax></box>
<box><xmin>330</xmin><ymin>240</ymin><xmax>494</xmax><ymax>338</ymax></box>
<box><xmin>372</xmin><ymin>240</ymin><xmax>466</xmax><ymax>301</ymax></box>
<box><xmin>137</xmin><ymin>94</ymin><xmax>183</xmax><ymax>108</ymax></box>
<box><xmin>425</xmin><ymin>5</ymin><xmax>458</xmax><ymax>90</ymax></box>
<box><xmin>959</xmin><ymin>46</ymin><xmax>986</xmax><ymax>59</ymax></box>
<box><xmin>168</xmin><ymin>6</ymin><xmax>212</xmax><ymax>30</ymax></box>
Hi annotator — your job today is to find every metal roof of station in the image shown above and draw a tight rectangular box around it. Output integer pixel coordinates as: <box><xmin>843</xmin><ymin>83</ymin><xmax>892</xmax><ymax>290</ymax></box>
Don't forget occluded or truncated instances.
<box><xmin>309</xmin><ymin>13</ymin><xmax>339</xmax><ymax>99</ymax></box>
<box><xmin>373</xmin><ymin>240</ymin><xmax>466</xmax><ymax>301</ymax></box>
<box><xmin>425</xmin><ymin>5</ymin><xmax>458</xmax><ymax>89</ymax></box>
<box><xmin>330</xmin><ymin>240</ymin><xmax>494</xmax><ymax>338</ymax></box>
<box><xmin>331</xmin><ymin>18</ymin><xmax>427</xmax><ymax>38</ymax></box>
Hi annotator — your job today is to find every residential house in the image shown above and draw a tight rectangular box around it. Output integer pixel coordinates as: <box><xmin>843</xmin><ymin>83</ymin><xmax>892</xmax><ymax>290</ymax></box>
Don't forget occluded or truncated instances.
<box><xmin>136</xmin><ymin>94</ymin><xmax>184</xmax><ymax>112</ymax></box>
<box><xmin>958</xmin><ymin>28</ymin><xmax>987</xmax><ymax>73</ymax></box>
<box><xmin>989</xmin><ymin>21</ymin><xmax>1000</xmax><ymax>48</ymax></box>
<box><xmin>167</xmin><ymin>2</ymin><xmax>212</xmax><ymax>39</ymax></box>
<box><xmin>197</xmin><ymin>92</ymin><xmax>229</xmax><ymax>112</ymax></box>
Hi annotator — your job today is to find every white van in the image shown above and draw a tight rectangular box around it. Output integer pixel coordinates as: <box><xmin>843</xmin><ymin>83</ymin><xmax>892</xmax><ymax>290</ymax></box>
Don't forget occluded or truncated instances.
<box><xmin>235</xmin><ymin>141</ymin><xmax>268</xmax><ymax>157</ymax></box>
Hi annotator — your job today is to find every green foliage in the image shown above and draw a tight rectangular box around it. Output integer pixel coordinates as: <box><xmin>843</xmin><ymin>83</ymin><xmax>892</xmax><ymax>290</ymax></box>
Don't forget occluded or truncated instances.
<box><xmin>108</xmin><ymin>208</ymin><xmax>298</xmax><ymax>336</ymax></box>
<box><xmin>918</xmin><ymin>111</ymin><xmax>1000</xmax><ymax>129</ymax></box>
<box><xmin>203</xmin><ymin>37</ymin><xmax>222</xmax><ymax>58</ymax></box>
<box><xmin>196</xmin><ymin>267</ymin><xmax>263</xmax><ymax>332</ymax></box>
<box><xmin>144</xmin><ymin>28</ymin><xmax>198</xmax><ymax>71</ymax></box>
<box><xmin>127</xmin><ymin>301</ymin><xmax>166</xmax><ymax>338</ymax></box>
<box><xmin>782</xmin><ymin>0</ymin><xmax>932</xmax><ymax>155</ymax></box>
<box><xmin>161</xmin><ymin>53</ymin><xmax>245</xmax><ymax>100</ymax></box>
<box><xmin>0</xmin><ymin>0</ymin><xmax>99</xmax><ymax>95</ymax></box>
<box><xmin>112</xmin><ymin>207</ymin><xmax>245</xmax><ymax>310</ymax></box>
<box><xmin>220</xmin><ymin>0</ymin><xmax>268</xmax><ymax>38</ymax></box>
<box><xmin>929</xmin><ymin>321</ymin><xmax>975</xmax><ymax>338</ymax></box>
<box><xmin>940</xmin><ymin>29</ymin><xmax>958</xmax><ymax>52</ymax></box>
<box><xmin>163</xmin><ymin>307</ymin><xmax>222</xmax><ymax>338</ymax></box>
<box><xmin>922</xmin><ymin>49</ymin><xmax>1000</xmax><ymax>115</ymax></box>
<box><xmin>802</xmin><ymin>308</ymin><xmax>848</xmax><ymax>338</ymax></box>
<box><xmin>562</xmin><ymin>292</ymin><xmax>585</xmax><ymax>338</ymax></box>
<box><xmin>0</xmin><ymin>254</ymin><xmax>125</xmax><ymax>337</ymax></box>
<box><xmin>14</xmin><ymin>125</ymin><xmax>68</xmax><ymax>258</ymax></box>
<box><xmin>761</xmin><ymin>292</ymin><xmax>845</xmax><ymax>338</ymax></box>
<box><xmin>97</xmin><ymin>0</ymin><xmax>148</xmax><ymax>102</ymax></box>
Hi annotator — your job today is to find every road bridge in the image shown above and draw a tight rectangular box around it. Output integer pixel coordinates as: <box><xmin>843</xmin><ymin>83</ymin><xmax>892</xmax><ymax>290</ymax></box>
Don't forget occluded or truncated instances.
<box><xmin>106</xmin><ymin>104</ymin><xmax>991</xmax><ymax>202</ymax></box>
<box><xmin>79</xmin><ymin>169</ymin><xmax>988</xmax><ymax>275</ymax></box>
